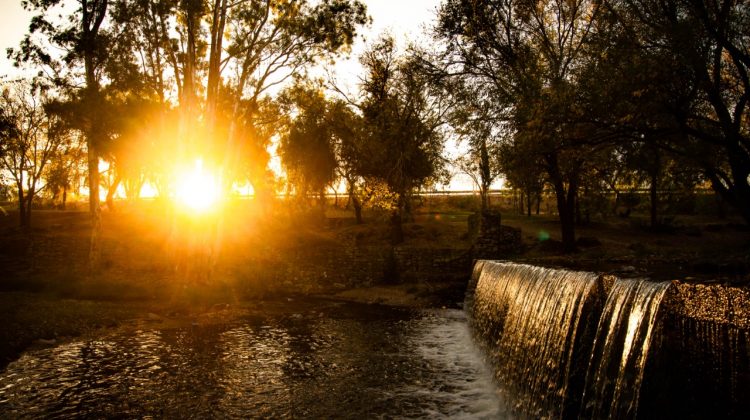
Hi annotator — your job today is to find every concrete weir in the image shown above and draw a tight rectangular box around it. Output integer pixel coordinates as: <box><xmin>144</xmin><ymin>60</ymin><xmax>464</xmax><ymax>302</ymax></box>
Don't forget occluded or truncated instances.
<box><xmin>468</xmin><ymin>260</ymin><xmax>750</xmax><ymax>419</ymax></box>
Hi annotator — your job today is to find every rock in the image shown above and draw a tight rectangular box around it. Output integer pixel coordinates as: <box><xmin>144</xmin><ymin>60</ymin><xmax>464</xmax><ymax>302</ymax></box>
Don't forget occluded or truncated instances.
<box><xmin>35</xmin><ymin>338</ymin><xmax>56</xmax><ymax>345</ymax></box>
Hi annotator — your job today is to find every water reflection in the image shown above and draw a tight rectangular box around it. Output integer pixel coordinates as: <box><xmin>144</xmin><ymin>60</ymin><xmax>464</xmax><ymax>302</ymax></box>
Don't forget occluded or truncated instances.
<box><xmin>0</xmin><ymin>300</ymin><xmax>504</xmax><ymax>418</ymax></box>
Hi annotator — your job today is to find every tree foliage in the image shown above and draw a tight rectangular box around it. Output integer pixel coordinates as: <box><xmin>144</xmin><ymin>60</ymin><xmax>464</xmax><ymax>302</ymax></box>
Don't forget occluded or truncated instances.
<box><xmin>0</xmin><ymin>80</ymin><xmax>68</xmax><ymax>228</ymax></box>
<box><xmin>279</xmin><ymin>81</ymin><xmax>338</xmax><ymax>211</ymax></box>
<box><xmin>358</xmin><ymin>37</ymin><xmax>446</xmax><ymax>216</ymax></box>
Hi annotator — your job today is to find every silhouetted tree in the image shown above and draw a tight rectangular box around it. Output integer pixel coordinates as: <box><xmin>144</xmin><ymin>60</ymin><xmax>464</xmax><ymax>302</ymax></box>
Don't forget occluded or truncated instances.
<box><xmin>357</xmin><ymin>36</ymin><xmax>447</xmax><ymax>243</ymax></box>
<box><xmin>609</xmin><ymin>0</ymin><xmax>750</xmax><ymax>224</ymax></box>
<box><xmin>436</xmin><ymin>0</ymin><xmax>609</xmax><ymax>252</ymax></box>
<box><xmin>279</xmin><ymin>81</ymin><xmax>338</xmax><ymax>214</ymax></box>
<box><xmin>0</xmin><ymin>80</ymin><xmax>67</xmax><ymax>228</ymax></box>
<box><xmin>328</xmin><ymin>100</ymin><xmax>368</xmax><ymax>223</ymax></box>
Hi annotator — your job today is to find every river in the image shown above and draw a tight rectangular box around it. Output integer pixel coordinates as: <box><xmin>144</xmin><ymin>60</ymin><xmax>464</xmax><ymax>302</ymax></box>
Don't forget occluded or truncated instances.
<box><xmin>0</xmin><ymin>298</ymin><xmax>507</xmax><ymax>418</ymax></box>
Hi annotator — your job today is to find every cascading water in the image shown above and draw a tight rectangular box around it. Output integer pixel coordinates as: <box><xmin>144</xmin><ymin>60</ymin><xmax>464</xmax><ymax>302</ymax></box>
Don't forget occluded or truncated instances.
<box><xmin>470</xmin><ymin>261</ymin><xmax>749</xmax><ymax>418</ymax></box>
<box><xmin>469</xmin><ymin>262</ymin><xmax>605</xmax><ymax>418</ymax></box>
<box><xmin>579</xmin><ymin>278</ymin><xmax>670</xmax><ymax>419</ymax></box>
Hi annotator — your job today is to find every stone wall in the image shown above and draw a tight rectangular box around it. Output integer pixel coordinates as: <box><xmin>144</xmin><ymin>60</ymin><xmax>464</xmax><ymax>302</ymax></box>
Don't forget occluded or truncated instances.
<box><xmin>471</xmin><ymin>212</ymin><xmax>523</xmax><ymax>260</ymax></box>
<box><xmin>662</xmin><ymin>281</ymin><xmax>750</xmax><ymax>329</ymax></box>
<box><xmin>232</xmin><ymin>245</ymin><xmax>473</xmax><ymax>294</ymax></box>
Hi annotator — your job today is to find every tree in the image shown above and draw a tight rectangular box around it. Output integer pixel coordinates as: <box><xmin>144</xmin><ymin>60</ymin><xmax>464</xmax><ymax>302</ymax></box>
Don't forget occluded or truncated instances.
<box><xmin>0</xmin><ymin>80</ymin><xmax>67</xmax><ymax>228</ymax></box>
<box><xmin>43</xmin><ymin>128</ymin><xmax>86</xmax><ymax>209</ymax></box>
<box><xmin>11</xmin><ymin>0</ymin><xmax>114</xmax><ymax>267</ymax></box>
<box><xmin>436</xmin><ymin>0</ymin><xmax>610</xmax><ymax>252</ymax></box>
<box><xmin>200</xmin><ymin>0</ymin><xmax>368</xmax><ymax>197</ymax></box>
<box><xmin>357</xmin><ymin>36</ymin><xmax>447</xmax><ymax>243</ymax></box>
<box><xmin>609</xmin><ymin>0</ymin><xmax>750</xmax><ymax>224</ymax></box>
<box><xmin>12</xmin><ymin>0</ymin><xmax>110</xmax><ymax>213</ymax></box>
<box><xmin>452</xmin><ymin>99</ymin><xmax>504</xmax><ymax>213</ymax></box>
<box><xmin>279</xmin><ymin>81</ymin><xmax>338</xmax><ymax>214</ymax></box>
<box><xmin>328</xmin><ymin>99</ymin><xmax>368</xmax><ymax>224</ymax></box>
<box><xmin>498</xmin><ymin>134</ymin><xmax>547</xmax><ymax>217</ymax></box>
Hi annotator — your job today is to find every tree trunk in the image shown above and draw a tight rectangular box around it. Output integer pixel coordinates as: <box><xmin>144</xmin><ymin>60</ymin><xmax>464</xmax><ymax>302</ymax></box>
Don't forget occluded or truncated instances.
<box><xmin>612</xmin><ymin>190</ymin><xmax>620</xmax><ymax>216</ymax></box>
<box><xmin>81</xmin><ymin>0</ymin><xmax>108</xmax><ymax>272</ymax></box>
<box><xmin>526</xmin><ymin>187</ymin><xmax>532</xmax><ymax>216</ymax></box>
<box><xmin>536</xmin><ymin>192</ymin><xmax>541</xmax><ymax>215</ymax></box>
<box><xmin>87</xmin><ymin>144</ymin><xmax>102</xmax><ymax>271</ymax></box>
<box><xmin>390</xmin><ymin>211</ymin><xmax>404</xmax><ymax>245</ymax></box>
<box><xmin>649</xmin><ymin>143</ymin><xmax>660</xmax><ymax>229</ymax></box>
<box><xmin>479</xmin><ymin>137</ymin><xmax>491</xmax><ymax>212</ymax></box>
<box><xmin>650</xmin><ymin>174</ymin><xmax>658</xmax><ymax>229</ymax></box>
<box><xmin>106</xmin><ymin>174</ymin><xmax>121</xmax><ymax>210</ymax></box>
<box><xmin>206</xmin><ymin>0</ymin><xmax>227</xmax><ymax>122</ymax></box>
<box><xmin>87</xmin><ymin>152</ymin><xmax>99</xmax><ymax>213</ymax></box>
<box><xmin>548</xmin><ymin>154</ymin><xmax>578</xmax><ymax>253</ymax></box>
<box><xmin>554</xmin><ymin>181</ymin><xmax>577</xmax><ymax>253</ymax></box>
<box><xmin>347</xmin><ymin>180</ymin><xmax>363</xmax><ymax>224</ymax></box>
<box><xmin>353</xmin><ymin>198</ymin><xmax>363</xmax><ymax>224</ymax></box>
<box><xmin>24</xmin><ymin>193</ymin><xmax>33</xmax><ymax>229</ymax></box>
<box><xmin>402</xmin><ymin>192</ymin><xmax>414</xmax><ymax>223</ymax></box>
<box><xmin>319</xmin><ymin>186</ymin><xmax>326</xmax><ymax>217</ymax></box>
<box><xmin>480</xmin><ymin>186</ymin><xmax>489</xmax><ymax>213</ymax></box>
<box><xmin>17</xmin><ymin>183</ymin><xmax>27</xmax><ymax>228</ymax></box>
<box><xmin>391</xmin><ymin>192</ymin><xmax>406</xmax><ymax>244</ymax></box>
<box><xmin>349</xmin><ymin>187</ymin><xmax>362</xmax><ymax>225</ymax></box>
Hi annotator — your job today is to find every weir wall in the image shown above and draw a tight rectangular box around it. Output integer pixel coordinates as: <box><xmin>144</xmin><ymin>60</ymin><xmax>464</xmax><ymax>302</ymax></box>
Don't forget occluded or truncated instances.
<box><xmin>469</xmin><ymin>260</ymin><xmax>750</xmax><ymax>419</ymax></box>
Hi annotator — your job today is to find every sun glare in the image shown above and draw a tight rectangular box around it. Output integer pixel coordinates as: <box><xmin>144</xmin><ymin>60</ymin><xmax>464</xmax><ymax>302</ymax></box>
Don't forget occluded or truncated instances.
<box><xmin>175</xmin><ymin>159</ymin><xmax>220</xmax><ymax>212</ymax></box>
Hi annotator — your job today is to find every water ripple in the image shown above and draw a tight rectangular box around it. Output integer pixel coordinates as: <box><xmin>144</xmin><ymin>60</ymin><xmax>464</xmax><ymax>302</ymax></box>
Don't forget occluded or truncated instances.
<box><xmin>0</xmin><ymin>300</ymin><xmax>506</xmax><ymax>418</ymax></box>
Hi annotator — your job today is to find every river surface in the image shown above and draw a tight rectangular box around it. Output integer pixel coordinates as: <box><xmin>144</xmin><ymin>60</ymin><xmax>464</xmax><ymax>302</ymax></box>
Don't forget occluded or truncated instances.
<box><xmin>0</xmin><ymin>298</ymin><xmax>506</xmax><ymax>418</ymax></box>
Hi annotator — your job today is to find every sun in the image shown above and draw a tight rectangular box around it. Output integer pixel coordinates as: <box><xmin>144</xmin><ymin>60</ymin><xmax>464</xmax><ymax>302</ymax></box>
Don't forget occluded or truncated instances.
<box><xmin>175</xmin><ymin>159</ymin><xmax>220</xmax><ymax>212</ymax></box>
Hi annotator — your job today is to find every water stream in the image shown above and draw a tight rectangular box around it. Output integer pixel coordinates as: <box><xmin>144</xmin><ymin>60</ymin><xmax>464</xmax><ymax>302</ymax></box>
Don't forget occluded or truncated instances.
<box><xmin>0</xmin><ymin>299</ymin><xmax>506</xmax><ymax>418</ymax></box>
<box><xmin>470</xmin><ymin>262</ymin><xmax>602</xmax><ymax>418</ymax></box>
<box><xmin>580</xmin><ymin>279</ymin><xmax>669</xmax><ymax>418</ymax></box>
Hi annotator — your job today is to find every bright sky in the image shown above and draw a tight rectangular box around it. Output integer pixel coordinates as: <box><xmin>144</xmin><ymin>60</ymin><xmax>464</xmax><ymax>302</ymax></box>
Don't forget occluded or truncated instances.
<box><xmin>335</xmin><ymin>0</ymin><xmax>442</xmax><ymax>91</ymax></box>
<box><xmin>0</xmin><ymin>0</ymin><xmax>33</xmax><ymax>79</ymax></box>
<box><xmin>0</xmin><ymin>0</ymin><xmax>485</xmax><ymax>191</ymax></box>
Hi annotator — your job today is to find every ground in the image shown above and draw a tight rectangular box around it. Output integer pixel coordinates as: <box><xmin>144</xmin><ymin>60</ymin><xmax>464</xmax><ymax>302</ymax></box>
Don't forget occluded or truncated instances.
<box><xmin>0</xmin><ymin>195</ymin><xmax>748</xmax><ymax>368</ymax></box>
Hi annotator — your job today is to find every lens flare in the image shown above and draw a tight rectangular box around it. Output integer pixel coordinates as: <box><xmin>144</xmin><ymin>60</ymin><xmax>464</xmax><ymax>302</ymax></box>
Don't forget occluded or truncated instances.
<box><xmin>175</xmin><ymin>159</ymin><xmax>220</xmax><ymax>212</ymax></box>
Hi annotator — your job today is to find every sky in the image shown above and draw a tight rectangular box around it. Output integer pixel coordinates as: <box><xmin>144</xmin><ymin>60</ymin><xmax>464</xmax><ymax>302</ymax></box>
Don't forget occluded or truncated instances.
<box><xmin>0</xmin><ymin>0</ymin><xmax>484</xmax><ymax>191</ymax></box>
<box><xmin>0</xmin><ymin>0</ymin><xmax>33</xmax><ymax>78</ymax></box>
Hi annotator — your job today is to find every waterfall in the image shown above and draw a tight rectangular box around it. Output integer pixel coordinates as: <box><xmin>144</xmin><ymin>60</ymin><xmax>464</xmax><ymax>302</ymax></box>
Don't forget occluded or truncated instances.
<box><xmin>470</xmin><ymin>262</ymin><xmax>604</xmax><ymax>418</ymax></box>
<box><xmin>469</xmin><ymin>261</ymin><xmax>749</xmax><ymax>418</ymax></box>
<box><xmin>580</xmin><ymin>278</ymin><xmax>669</xmax><ymax>419</ymax></box>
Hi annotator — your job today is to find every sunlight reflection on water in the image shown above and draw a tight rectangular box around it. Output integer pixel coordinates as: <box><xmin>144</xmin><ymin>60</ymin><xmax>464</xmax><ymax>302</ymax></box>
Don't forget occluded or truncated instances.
<box><xmin>0</xmin><ymin>300</ymin><xmax>506</xmax><ymax>418</ymax></box>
